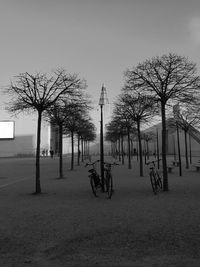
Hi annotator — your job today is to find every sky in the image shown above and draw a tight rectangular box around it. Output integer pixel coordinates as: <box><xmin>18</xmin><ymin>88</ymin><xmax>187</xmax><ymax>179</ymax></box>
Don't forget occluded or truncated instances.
<box><xmin>1</xmin><ymin>0</ymin><xmax>200</xmax><ymax>138</ymax></box>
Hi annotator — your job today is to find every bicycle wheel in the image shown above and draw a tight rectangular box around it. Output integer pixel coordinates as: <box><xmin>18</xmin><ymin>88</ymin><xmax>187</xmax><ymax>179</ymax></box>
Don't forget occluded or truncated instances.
<box><xmin>106</xmin><ymin>173</ymin><xmax>113</xmax><ymax>199</ymax></box>
<box><xmin>90</xmin><ymin>175</ymin><xmax>98</xmax><ymax>197</ymax></box>
<box><xmin>156</xmin><ymin>171</ymin><xmax>162</xmax><ymax>189</ymax></box>
<box><xmin>150</xmin><ymin>172</ymin><xmax>158</xmax><ymax>194</ymax></box>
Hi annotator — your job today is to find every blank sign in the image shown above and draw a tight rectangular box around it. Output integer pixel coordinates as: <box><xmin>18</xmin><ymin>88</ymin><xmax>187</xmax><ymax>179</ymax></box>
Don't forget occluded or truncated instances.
<box><xmin>0</xmin><ymin>121</ymin><xmax>15</xmax><ymax>139</ymax></box>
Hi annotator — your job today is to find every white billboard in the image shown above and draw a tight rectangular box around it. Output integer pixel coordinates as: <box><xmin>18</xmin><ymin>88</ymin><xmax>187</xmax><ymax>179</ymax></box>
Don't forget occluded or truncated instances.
<box><xmin>0</xmin><ymin>121</ymin><xmax>15</xmax><ymax>139</ymax></box>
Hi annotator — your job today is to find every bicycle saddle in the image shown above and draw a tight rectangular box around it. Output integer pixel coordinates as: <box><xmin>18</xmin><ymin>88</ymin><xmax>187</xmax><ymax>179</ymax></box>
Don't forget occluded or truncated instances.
<box><xmin>88</xmin><ymin>169</ymin><xmax>95</xmax><ymax>173</ymax></box>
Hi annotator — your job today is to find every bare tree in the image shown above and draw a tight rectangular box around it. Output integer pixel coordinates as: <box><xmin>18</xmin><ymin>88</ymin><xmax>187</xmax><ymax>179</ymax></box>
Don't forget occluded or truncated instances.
<box><xmin>173</xmin><ymin>103</ymin><xmax>200</xmax><ymax>169</ymax></box>
<box><xmin>105</xmin><ymin>121</ymin><xmax>121</xmax><ymax>159</ymax></box>
<box><xmin>77</xmin><ymin>118</ymin><xmax>96</xmax><ymax>164</ymax></box>
<box><xmin>63</xmin><ymin>100</ymin><xmax>92</xmax><ymax>170</ymax></box>
<box><xmin>6</xmin><ymin>69</ymin><xmax>85</xmax><ymax>194</ymax></box>
<box><xmin>45</xmin><ymin>102</ymin><xmax>69</xmax><ymax>179</ymax></box>
<box><xmin>142</xmin><ymin>132</ymin><xmax>156</xmax><ymax>161</ymax></box>
<box><xmin>115</xmin><ymin>93</ymin><xmax>155</xmax><ymax>176</ymax></box>
<box><xmin>125</xmin><ymin>53</ymin><xmax>200</xmax><ymax>191</ymax></box>
<box><xmin>45</xmin><ymin>91</ymin><xmax>90</xmax><ymax>177</ymax></box>
<box><xmin>112</xmin><ymin>102</ymin><xmax>136</xmax><ymax>169</ymax></box>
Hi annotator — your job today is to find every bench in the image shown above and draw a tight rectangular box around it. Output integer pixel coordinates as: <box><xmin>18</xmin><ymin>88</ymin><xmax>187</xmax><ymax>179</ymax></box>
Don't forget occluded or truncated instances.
<box><xmin>195</xmin><ymin>165</ymin><xmax>200</xmax><ymax>172</ymax></box>
<box><xmin>193</xmin><ymin>164</ymin><xmax>200</xmax><ymax>172</ymax></box>
<box><xmin>167</xmin><ymin>166</ymin><xmax>174</xmax><ymax>173</ymax></box>
<box><xmin>172</xmin><ymin>160</ymin><xmax>180</xmax><ymax>167</ymax></box>
<box><xmin>168</xmin><ymin>160</ymin><xmax>180</xmax><ymax>173</ymax></box>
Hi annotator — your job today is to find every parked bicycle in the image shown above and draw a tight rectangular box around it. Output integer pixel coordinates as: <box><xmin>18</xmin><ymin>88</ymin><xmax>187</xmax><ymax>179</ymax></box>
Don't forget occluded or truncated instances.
<box><xmin>103</xmin><ymin>161</ymin><xmax>119</xmax><ymax>199</ymax></box>
<box><xmin>146</xmin><ymin>159</ymin><xmax>162</xmax><ymax>194</ymax></box>
<box><xmin>85</xmin><ymin>160</ymin><xmax>119</xmax><ymax>199</ymax></box>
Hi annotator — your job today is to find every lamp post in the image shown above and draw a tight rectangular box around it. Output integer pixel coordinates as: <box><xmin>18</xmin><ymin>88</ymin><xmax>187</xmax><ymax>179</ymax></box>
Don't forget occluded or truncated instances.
<box><xmin>99</xmin><ymin>85</ymin><xmax>108</xmax><ymax>192</ymax></box>
<box><xmin>176</xmin><ymin>122</ymin><xmax>182</xmax><ymax>176</ymax></box>
<box><xmin>173</xmin><ymin>104</ymin><xmax>182</xmax><ymax>176</ymax></box>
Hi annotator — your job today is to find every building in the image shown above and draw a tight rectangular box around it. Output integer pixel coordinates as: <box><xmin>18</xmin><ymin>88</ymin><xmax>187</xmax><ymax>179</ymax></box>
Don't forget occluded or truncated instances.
<box><xmin>143</xmin><ymin>118</ymin><xmax>200</xmax><ymax>157</ymax></box>
<box><xmin>0</xmin><ymin>135</ymin><xmax>35</xmax><ymax>157</ymax></box>
<box><xmin>0</xmin><ymin>118</ymin><xmax>50</xmax><ymax>158</ymax></box>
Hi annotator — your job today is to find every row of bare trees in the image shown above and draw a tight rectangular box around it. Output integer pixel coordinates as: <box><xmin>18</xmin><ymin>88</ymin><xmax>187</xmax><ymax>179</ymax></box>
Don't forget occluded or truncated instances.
<box><xmin>45</xmin><ymin>99</ymin><xmax>96</xmax><ymax>177</ymax></box>
<box><xmin>171</xmin><ymin>103</ymin><xmax>200</xmax><ymax>171</ymax></box>
<box><xmin>5</xmin><ymin>68</ymin><xmax>96</xmax><ymax>194</ymax></box>
<box><xmin>106</xmin><ymin>53</ymin><xmax>200</xmax><ymax>192</ymax></box>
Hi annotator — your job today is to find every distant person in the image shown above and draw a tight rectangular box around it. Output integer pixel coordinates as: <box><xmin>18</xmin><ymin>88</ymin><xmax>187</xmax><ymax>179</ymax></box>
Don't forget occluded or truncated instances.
<box><xmin>50</xmin><ymin>149</ymin><xmax>54</xmax><ymax>158</ymax></box>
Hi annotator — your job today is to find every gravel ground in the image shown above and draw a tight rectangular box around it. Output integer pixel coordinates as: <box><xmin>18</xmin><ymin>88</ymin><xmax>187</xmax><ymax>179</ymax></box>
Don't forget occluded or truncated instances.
<box><xmin>0</xmin><ymin>156</ymin><xmax>200</xmax><ymax>266</ymax></box>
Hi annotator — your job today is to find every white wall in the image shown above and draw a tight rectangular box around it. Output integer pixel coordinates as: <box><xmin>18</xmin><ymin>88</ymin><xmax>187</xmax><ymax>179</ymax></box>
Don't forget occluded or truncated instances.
<box><xmin>0</xmin><ymin>135</ymin><xmax>35</xmax><ymax>157</ymax></box>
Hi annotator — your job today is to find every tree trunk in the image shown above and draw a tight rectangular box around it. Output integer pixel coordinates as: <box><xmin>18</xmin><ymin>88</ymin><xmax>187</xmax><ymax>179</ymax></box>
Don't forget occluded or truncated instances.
<box><xmin>153</xmin><ymin>140</ymin><xmax>156</xmax><ymax>158</ymax></box>
<box><xmin>77</xmin><ymin>134</ymin><xmax>80</xmax><ymax>166</ymax></box>
<box><xmin>114</xmin><ymin>141</ymin><xmax>117</xmax><ymax>159</ymax></box>
<box><xmin>71</xmin><ymin>131</ymin><xmax>74</xmax><ymax>170</ymax></box>
<box><xmin>81</xmin><ymin>137</ymin><xmax>84</xmax><ymax>162</ymax></box>
<box><xmin>161</xmin><ymin>102</ymin><xmax>168</xmax><ymax>191</ymax></box>
<box><xmin>59</xmin><ymin>123</ymin><xmax>63</xmax><ymax>178</ymax></box>
<box><xmin>83</xmin><ymin>140</ymin><xmax>85</xmax><ymax>157</ymax></box>
<box><xmin>121</xmin><ymin>135</ymin><xmax>124</xmax><ymax>165</ymax></box>
<box><xmin>127</xmin><ymin>127</ymin><xmax>131</xmax><ymax>169</ymax></box>
<box><xmin>144</xmin><ymin>140</ymin><xmax>147</xmax><ymax>164</ymax></box>
<box><xmin>189</xmin><ymin>134</ymin><xmax>192</xmax><ymax>164</ymax></box>
<box><xmin>35</xmin><ymin>110</ymin><xmax>42</xmax><ymax>194</ymax></box>
<box><xmin>184</xmin><ymin>129</ymin><xmax>189</xmax><ymax>169</ymax></box>
<box><xmin>177</xmin><ymin>124</ymin><xmax>182</xmax><ymax>176</ymax></box>
<box><xmin>173</xmin><ymin>134</ymin><xmax>176</xmax><ymax>161</ymax></box>
<box><xmin>156</xmin><ymin>128</ymin><xmax>160</xmax><ymax>169</ymax></box>
<box><xmin>111</xmin><ymin>142</ymin><xmax>114</xmax><ymax>157</ymax></box>
<box><xmin>146</xmin><ymin>140</ymin><xmax>149</xmax><ymax>160</ymax></box>
<box><xmin>137</xmin><ymin>120</ymin><xmax>143</xmax><ymax>177</ymax></box>
<box><xmin>88</xmin><ymin>141</ymin><xmax>90</xmax><ymax>158</ymax></box>
<box><xmin>130</xmin><ymin>139</ymin><xmax>133</xmax><ymax>159</ymax></box>
<box><xmin>118</xmin><ymin>136</ymin><xmax>121</xmax><ymax>162</ymax></box>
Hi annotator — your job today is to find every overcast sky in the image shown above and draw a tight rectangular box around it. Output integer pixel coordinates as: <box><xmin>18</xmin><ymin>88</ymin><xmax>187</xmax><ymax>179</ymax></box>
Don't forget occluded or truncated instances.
<box><xmin>1</xmin><ymin>0</ymin><xmax>200</xmax><ymax>135</ymax></box>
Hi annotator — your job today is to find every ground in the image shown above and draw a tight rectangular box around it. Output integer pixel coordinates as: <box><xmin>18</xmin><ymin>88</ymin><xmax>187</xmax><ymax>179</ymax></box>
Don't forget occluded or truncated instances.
<box><xmin>0</xmin><ymin>155</ymin><xmax>200</xmax><ymax>266</ymax></box>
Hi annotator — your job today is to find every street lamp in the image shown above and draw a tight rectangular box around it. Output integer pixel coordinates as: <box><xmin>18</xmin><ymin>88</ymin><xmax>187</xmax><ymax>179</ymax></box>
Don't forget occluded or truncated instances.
<box><xmin>99</xmin><ymin>84</ymin><xmax>108</xmax><ymax>192</ymax></box>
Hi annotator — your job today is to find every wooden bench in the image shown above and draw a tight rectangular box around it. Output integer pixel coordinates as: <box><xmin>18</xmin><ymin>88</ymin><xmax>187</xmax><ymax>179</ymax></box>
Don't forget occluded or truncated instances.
<box><xmin>193</xmin><ymin>164</ymin><xmax>200</xmax><ymax>172</ymax></box>
<box><xmin>168</xmin><ymin>160</ymin><xmax>180</xmax><ymax>173</ymax></box>
<box><xmin>193</xmin><ymin>160</ymin><xmax>200</xmax><ymax>172</ymax></box>
<box><xmin>167</xmin><ymin>166</ymin><xmax>174</xmax><ymax>173</ymax></box>
<box><xmin>195</xmin><ymin>165</ymin><xmax>200</xmax><ymax>172</ymax></box>
<box><xmin>172</xmin><ymin>160</ymin><xmax>180</xmax><ymax>167</ymax></box>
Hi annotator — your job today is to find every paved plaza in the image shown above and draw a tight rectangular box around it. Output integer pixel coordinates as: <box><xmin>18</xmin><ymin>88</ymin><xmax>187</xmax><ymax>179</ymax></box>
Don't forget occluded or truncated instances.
<box><xmin>0</xmin><ymin>155</ymin><xmax>200</xmax><ymax>266</ymax></box>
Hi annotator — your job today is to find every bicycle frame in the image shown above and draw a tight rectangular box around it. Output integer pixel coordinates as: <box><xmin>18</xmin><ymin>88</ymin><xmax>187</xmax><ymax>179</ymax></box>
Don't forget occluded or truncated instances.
<box><xmin>104</xmin><ymin>162</ymin><xmax>119</xmax><ymax>199</ymax></box>
<box><xmin>146</xmin><ymin>159</ymin><xmax>162</xmax><ymax>194</ymax></box>
<box><xmin>85</xmin><ymin>160</ymin><xmax>118</xmax><ymax>199</ymax></box>
<box><xmin>85</xmin><ymin>160</ymin><xmax>101</xmax><ymax>196</ymax></box>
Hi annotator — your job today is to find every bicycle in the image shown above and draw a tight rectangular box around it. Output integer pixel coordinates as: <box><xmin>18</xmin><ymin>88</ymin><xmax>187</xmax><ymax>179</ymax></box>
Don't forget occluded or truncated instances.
<box><xmin>146</xmin><ymin>159</ymin><xmax>162</xmax><ymax>194</ymax></box>
<box><xmin>103</xmin><ymin>162</ymin><xmax>119</xmax><ymax>199</ymax></box>
<box><xmin>85</xmin><ymin>160</ymin><xmax>118</xmax><ymax>199</ymax></box>
<box><xmin>85</xmin><ymin>160</ymin><xmax>100</xmax><ymax>197</ymax></box>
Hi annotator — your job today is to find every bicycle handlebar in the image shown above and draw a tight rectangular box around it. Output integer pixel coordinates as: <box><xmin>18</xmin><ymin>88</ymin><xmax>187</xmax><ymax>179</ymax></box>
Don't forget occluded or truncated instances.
<box><xmin>104</xmin><ymin>162</ymin><xmax>119</xmax><ymax>166</ymax></box>
<box><xmin>85</xmin><ymin>160</ymin><xmax>119</xmax><ymax>167</ymax></box>
<box><xmin>85</xmin><ymin>159</ymin><xmax>100</xmax><ymax>167</ymax></box>
<box><xmin>146</xmin><ymin>158</ymin><xmax>162</xmax><ymax>165</ymax></box>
